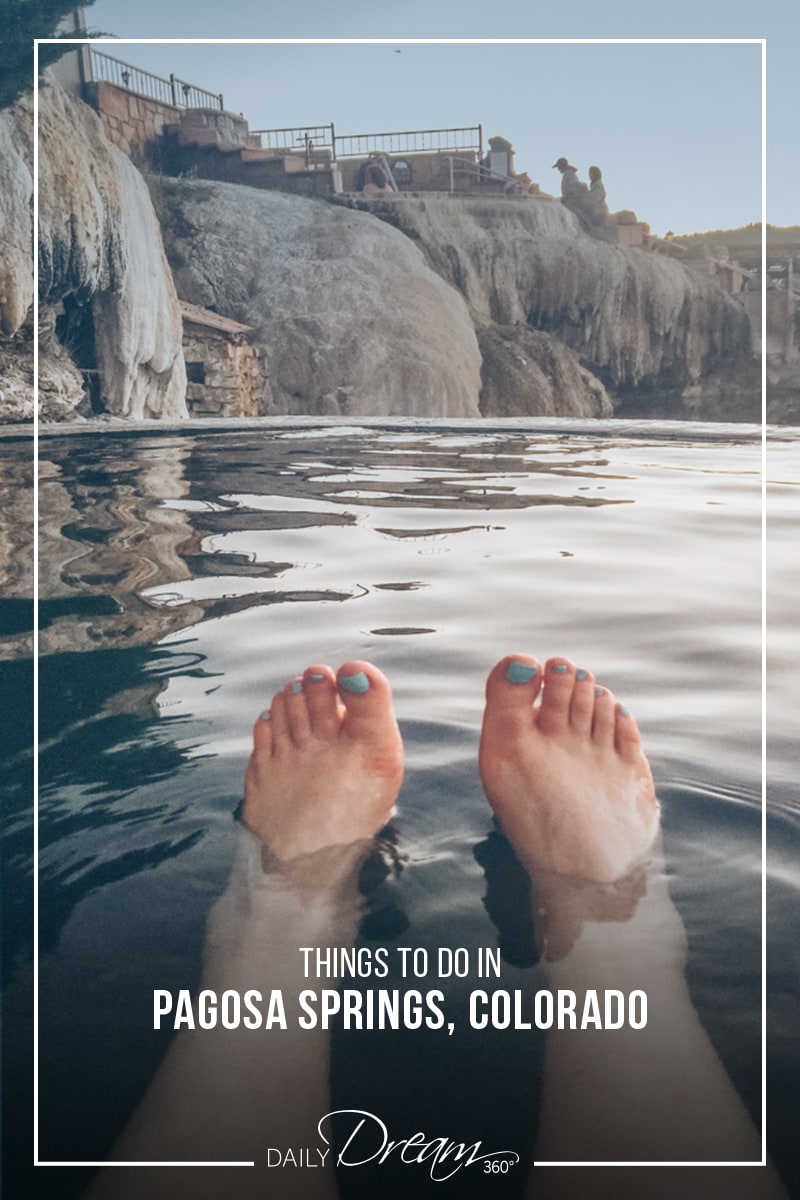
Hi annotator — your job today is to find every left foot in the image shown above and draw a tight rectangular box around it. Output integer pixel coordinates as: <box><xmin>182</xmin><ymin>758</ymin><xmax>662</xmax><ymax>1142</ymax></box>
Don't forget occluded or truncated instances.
<box><xmin>479</xmin><ymin>656</ymin><xmax>659</xmax><ymax>883</ymax></box>
<box><xmin>243</xmin><ymin>661</ymin><xmax>404</xmax><ymax>861</ymax></box>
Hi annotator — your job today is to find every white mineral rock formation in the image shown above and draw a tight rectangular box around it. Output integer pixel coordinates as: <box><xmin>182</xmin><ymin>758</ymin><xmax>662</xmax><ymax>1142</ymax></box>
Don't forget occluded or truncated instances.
<box><xmin>163</xmin><ymin>179</ymin><xmax>749</xmax><ymax>419</ymax></box>
<box><xmin>477</xmin><ymin>325</ymin><xmax>612</xmax><ymax>418</ymax></box>
<box><xmin>0</xmin><ymin>84</ymin><xmax>186</xmax><ymax>422</ymax></box>
<box><xmin>0</xmin><ymin>101</ymin><xmax>33</xmax><ymax>338</ymax></box>
<box><xmin>1</xmin><ymin>82</ymin><xmax>754</xmax><ymax>425</ymax></box>
<box><xmin>162</xmin><ymin>180</ymin><xmax>484</xmax><ymax>417</ymax></box>
<box><xmin>372</xmin><ymin>196</ymin><xmax>751</xmax><ymax>407</ymax></box>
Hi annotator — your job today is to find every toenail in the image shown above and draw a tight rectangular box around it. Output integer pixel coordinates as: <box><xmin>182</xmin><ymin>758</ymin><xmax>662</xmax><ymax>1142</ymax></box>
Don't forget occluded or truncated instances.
<box><xmin>309</xmin><ymin>673</ymin><xmax>326</xmax><ymax>683</ymax></box>
<box><xmin>506</xmin><ymin>661</ymin><xmax>537</xmax><ymax>684</ymax></box>
<box><xmin>618</xmin><ymin>704</ymin><xmax>630</xmax><ymax>716</ymax></box>
<box><xmin>260</xmin><ymin>710</ymin><xmax>271</xmax><ymax>720</ymax></box>
<box><xmin>595</xmin><ymin>686</ymin><xmax>604</xmax><ymax>697</ymax></box>
<box><xmin>576</xmin><ymin>668</ymin><xmax>588</xmax><ymax>680</ymax></box>
<box><xmin>553</xmin><ymin>664</ymin><xmax>568</xmax><ymax>674</ymax></box>
<box><xmin>339</xmin><ymin>671</ymin><xmax>370</xmax><ymax>695</ymax></box>
<box><xmin>291</xmin><ymin>681</ymin><xmax>303</xmax><ymax>694</ymax></box>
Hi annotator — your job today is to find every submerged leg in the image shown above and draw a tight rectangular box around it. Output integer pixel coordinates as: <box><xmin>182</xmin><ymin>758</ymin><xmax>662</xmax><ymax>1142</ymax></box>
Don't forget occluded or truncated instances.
<box><xmin>86</xmin><ymin>661</ymin><xmax>403</xmax><ymax>1200</ymax></box>
<box><xmin>479</xmin><ymin>655</ymin><xmax>785</xmax><ymax>1198</ymax></box>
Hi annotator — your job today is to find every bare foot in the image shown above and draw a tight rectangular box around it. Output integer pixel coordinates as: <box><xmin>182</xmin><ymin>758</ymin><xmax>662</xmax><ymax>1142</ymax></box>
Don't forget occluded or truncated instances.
<box><xmin>243</xmin><ymin>660</ymin><xmax>404</xmax><ymax>861</ymax></box>
<box><xmin>479</xmin><ymin>656</ymin><xmax>659</xmax><ymax>884</ymax></box>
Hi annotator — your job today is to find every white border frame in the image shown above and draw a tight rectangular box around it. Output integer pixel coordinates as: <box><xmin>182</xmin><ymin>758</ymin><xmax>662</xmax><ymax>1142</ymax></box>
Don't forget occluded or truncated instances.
<box><xmin>31</xmin><ymin>30</ymin><xmax>767</xmax><ymax>1171</ymax></box>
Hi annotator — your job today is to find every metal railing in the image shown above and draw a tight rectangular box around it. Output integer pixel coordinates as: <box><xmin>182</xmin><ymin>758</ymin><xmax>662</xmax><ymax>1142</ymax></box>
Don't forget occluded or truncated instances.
<box><xmin>445</xmin><ymin>155</ymin><xmax>518</xmax><ymax>193</ymax></box>
<box><xmin>249</xmin><ymin>123</ymin><xmax>336</xmax><ymax>156</ymax></box>
<box><xmin>88</xmin><ymin>49</ymin><xmax>224</xmax><ymax>111</ymax></box>
<box><xmin>334</xmin><ymin>126</ymin><xmax>482</xmax><ymax>160</ymax></box>
<box><xmin>248</xmin><ymin>124</ymin><xmax>483</xmax><ymax>164</ymax></box>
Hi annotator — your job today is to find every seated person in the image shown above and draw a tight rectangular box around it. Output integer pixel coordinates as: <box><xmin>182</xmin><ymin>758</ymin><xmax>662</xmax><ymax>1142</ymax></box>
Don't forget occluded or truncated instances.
<box><xmin>552</xmin><ymin>156</ymin><xmax>588</xmax><ymax>203</ymax></box>
<box><xmin>587</xmin><ymin>165</ymin><xmax>609</xmax><ymax>219</ymax></box>
<box><xmin>362</xmin><ymin>163</ymin><xmax>392</xmax><ymax>196</ymax></box>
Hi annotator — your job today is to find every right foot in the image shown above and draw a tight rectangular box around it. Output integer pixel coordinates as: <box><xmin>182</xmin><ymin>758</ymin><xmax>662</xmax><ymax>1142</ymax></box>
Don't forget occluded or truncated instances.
<box><xmin>478</xmin><ymin>656</ymin><xmax>659</xmax><ymax>884</ymax></box>
<box><xmin>244</xmin><ymin>661</ymin><xmax>403</xmax><ymax>861</ymax></box>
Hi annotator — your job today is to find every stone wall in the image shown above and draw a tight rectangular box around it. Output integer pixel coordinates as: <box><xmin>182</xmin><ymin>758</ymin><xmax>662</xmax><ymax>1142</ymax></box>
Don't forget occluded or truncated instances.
<box><xmin>84</xmin><ymin>81</ymin><xmax>181</xmax><ymax>159</ymax></box>
<box><xmin>183</xmin><ymin>326</ymin><xmax>264</xmax><ymax>417</ymax></box>
<box><xmin>169</xmin><ymin>108</ymin><xmax>252</xmax><ymax>148</ymax></box>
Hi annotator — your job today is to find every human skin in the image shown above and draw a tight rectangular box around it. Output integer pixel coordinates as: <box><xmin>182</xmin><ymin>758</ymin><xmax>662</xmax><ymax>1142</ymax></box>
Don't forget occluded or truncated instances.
<box><xmin>87</xmin><ymin>654</ymin><xmax>785</xmax><ymax>1199</ymax></box>
<box><xmin>84</xmin><ymin>661</ymin><xmax>403</xmax><ymax>1200</ymax></box>
<box><xmin>243</xmin><ymin>660</ymin><xmax>403</xmax><ymax>861</ymax></box>
<box><xmin>479</xmin><ymin>654</ymin><xmax>786</xmax><ymax>1199</ymax></box>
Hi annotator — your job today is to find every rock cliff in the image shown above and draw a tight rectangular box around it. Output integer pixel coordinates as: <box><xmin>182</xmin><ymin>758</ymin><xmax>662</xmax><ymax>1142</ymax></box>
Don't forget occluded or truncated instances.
<box><xmin>1</xmin><ymin>84</ymin><xmax>757</xmax><ymax>423</ymax></box>
<box><xmin>0</xmin><ymin>99</ymin><xmax>33</xmax><ymax>339</ymax></box>
<box><xmin>160</xmin><ymin>179</ymin><xmax>484</xmax><ymax>418</ymax></box>
<box><xmin>161</xmin><ymin>179</ymin><xmax>753</xmax><ymax>421</ymax></box>
<box><xmin>353</xmin><ymin>196</ymin><xmax>754</xmax><ymax>416</ymax></box>
<box><xmin>0</xmin><ymin>84</ymin><xmax>186</xmax><ymax>422</ymax></box>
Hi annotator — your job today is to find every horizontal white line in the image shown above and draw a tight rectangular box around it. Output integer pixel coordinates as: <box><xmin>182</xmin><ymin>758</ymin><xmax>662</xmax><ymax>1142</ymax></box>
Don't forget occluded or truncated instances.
<box><xmin>33</xmin><ymin>37</ymin><xmax>766</xmax><ymax>45</ymax></box>
<box><xmin>36</xmin><ymin>1161</ymin><xmax>255</xmax><ymax>1168</ymax></box>
<box><xmin>535</xmin><ymin>1160</ymin><xmax>767</xmax><ymax>1167</ymax></box>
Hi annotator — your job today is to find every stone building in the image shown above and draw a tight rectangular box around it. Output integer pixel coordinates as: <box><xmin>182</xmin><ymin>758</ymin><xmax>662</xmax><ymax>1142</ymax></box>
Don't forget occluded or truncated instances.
<box><xmin>180</xmin><ymin>302</ymin><xmax>264</xmax><ymax>417</ymax></box>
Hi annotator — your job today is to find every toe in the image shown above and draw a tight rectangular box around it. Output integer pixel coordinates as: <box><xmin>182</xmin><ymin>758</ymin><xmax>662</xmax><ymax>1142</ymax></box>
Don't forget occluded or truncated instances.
<box><xmin>536</xmin><ymin>657</ymin><xmax>576</xmax><ymax>734</ymax></box>
<box><xmin>253</xmin><ymin>707</ymin><xmax>274</xmax><ymax>756</ymax></box>
<box><xmin>569</xmin><ymin>667</ymin><xmax>595</xmax><ymax>737</ymax></box>
<box><xmin>614</xmin><ymin>702</ymin><xmax>642</xmax><ymax>761</ymax></box>
<box><xmin>337</xmin><ymin>660</ymin><xmax>399</xmax><ymax>748</ymax></box>
<box><xmin>283</xmin><ymin>676</ymin><xmax>312</xmax><ymax>745</ymax></box>
<box><xmin>483</xmin><ymin>655</ymin><xmax>542</xmax><ymax>731</ymax></box>
<box><xmin>590</xmin><ymin>685</ymin><xmax>616</xmax><ymax>746</ymax></box>
<box><xmin>269</xmin><ymin>691</ymin><xmax>291</xmax><ymax>751</ymax></box>
<box><xmin>303</xmin><ymin>665</ymin><xmax>341</xmax><ymax>738</ymax></box>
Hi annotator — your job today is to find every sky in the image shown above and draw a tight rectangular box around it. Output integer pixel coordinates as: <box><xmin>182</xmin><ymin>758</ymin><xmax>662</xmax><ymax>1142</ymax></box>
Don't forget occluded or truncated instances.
<box><xmin>67</xmin><ymin>0</ymin><xmax>797</xmax><ymax>237</ymax></box>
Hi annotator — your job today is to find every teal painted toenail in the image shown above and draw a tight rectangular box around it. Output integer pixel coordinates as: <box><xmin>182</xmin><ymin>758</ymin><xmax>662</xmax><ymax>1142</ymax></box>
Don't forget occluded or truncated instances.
<box><xmin>553</xmin><ymin>664</ymin><xmax>568</xmax><ymax>674</ymax></box>
<box><xmin>595</xmin><ymin>687</ymin><xmax>604</xmax><ymax>697</ymax></box>
<box><xmin>291</xmin><ymin>681</ymin><xmax>303</xmax><ymax>694</ymax></box>
<box><xmin>576</xmin><ymin>669</ymin><xmax>588</xmax><ymax>680</ymax></box>
<box><xmin>260</xmin><ymin>710</ymin><xmax>271</xmax><ymax>720</ymax></box>
<box><xmin>619</xmin><ymin>704</ymin><xmax>630</xmax><ymax>716</ymax></box>
<box><xmin>309</xmin><ymin>673</ymin><xmax>326</xmax><ymax>682</ymax></box>
<box><xmin>506</xmin><ymin>661</ymin><xmax>537</xmax><ymax>684</ymax></box>
<box><xmin>339</xmin><ymin>671</ymin><xmax>370</xmax><ymax>695</ymax></box>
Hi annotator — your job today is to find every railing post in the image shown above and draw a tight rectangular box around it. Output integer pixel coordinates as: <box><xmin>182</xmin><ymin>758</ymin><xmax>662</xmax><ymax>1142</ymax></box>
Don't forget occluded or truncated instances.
<box><xmin>330</xmin><ymin>122</ymin><xmax>336</xmax><ymax>161</ymax></box>
<box><xmin>170</xmin><ymin>73</ymin><xmax>179</xmax><ymax>106</ymax></box>
<box><xmin>218</xmin><ymin>93</ymin><xmax>224</xmax><ymax>111</ymax></box>
<box><xmin>478</xmin><ymin>124</ymin><xmax>483</xmax><ymax>161</ymax></box>
<box><xmin>785</xmin><ymin>258</ymin><xmax>794</xmax><ymax>362</ymax></box>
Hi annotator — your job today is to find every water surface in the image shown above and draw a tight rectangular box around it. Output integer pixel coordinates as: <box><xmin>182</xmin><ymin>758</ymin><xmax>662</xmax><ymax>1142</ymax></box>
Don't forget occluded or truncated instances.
<box><xmin>2</xmin><ymin>419</ymin><xmax>797</xmax><ymax>1196</ymax></box>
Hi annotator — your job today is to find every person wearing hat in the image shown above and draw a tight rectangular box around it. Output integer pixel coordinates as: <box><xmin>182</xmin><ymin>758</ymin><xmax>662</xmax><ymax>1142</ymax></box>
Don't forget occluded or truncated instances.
<box><xmin>552</xmin><ymin>156</ymin><xmax>587</xmax><ymax>200</ymax></box>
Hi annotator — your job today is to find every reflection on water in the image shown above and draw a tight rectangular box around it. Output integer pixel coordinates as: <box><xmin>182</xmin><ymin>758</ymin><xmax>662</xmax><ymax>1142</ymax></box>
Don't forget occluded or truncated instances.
<box><xmin>1</xmin><ymin>422</ymin><xmax>799</xmax><ymax>1196</ymax></box>
<box><xmin>2</xmin><ymin>424</ymin><xmax>771</xmax><ymax>660</ymax></box>
<box><xmin>16</xmin><ymin>430</ymin><xmax>645</xmax><ymax>658</ymax></box>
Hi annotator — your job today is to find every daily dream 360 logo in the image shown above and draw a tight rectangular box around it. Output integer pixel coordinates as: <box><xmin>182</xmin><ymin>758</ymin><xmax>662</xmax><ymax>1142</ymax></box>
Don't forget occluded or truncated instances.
<box><xmin>266</xmin><ymin>1110</ymin><xmax>520</xmax><ymax>1182</ymax></box>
